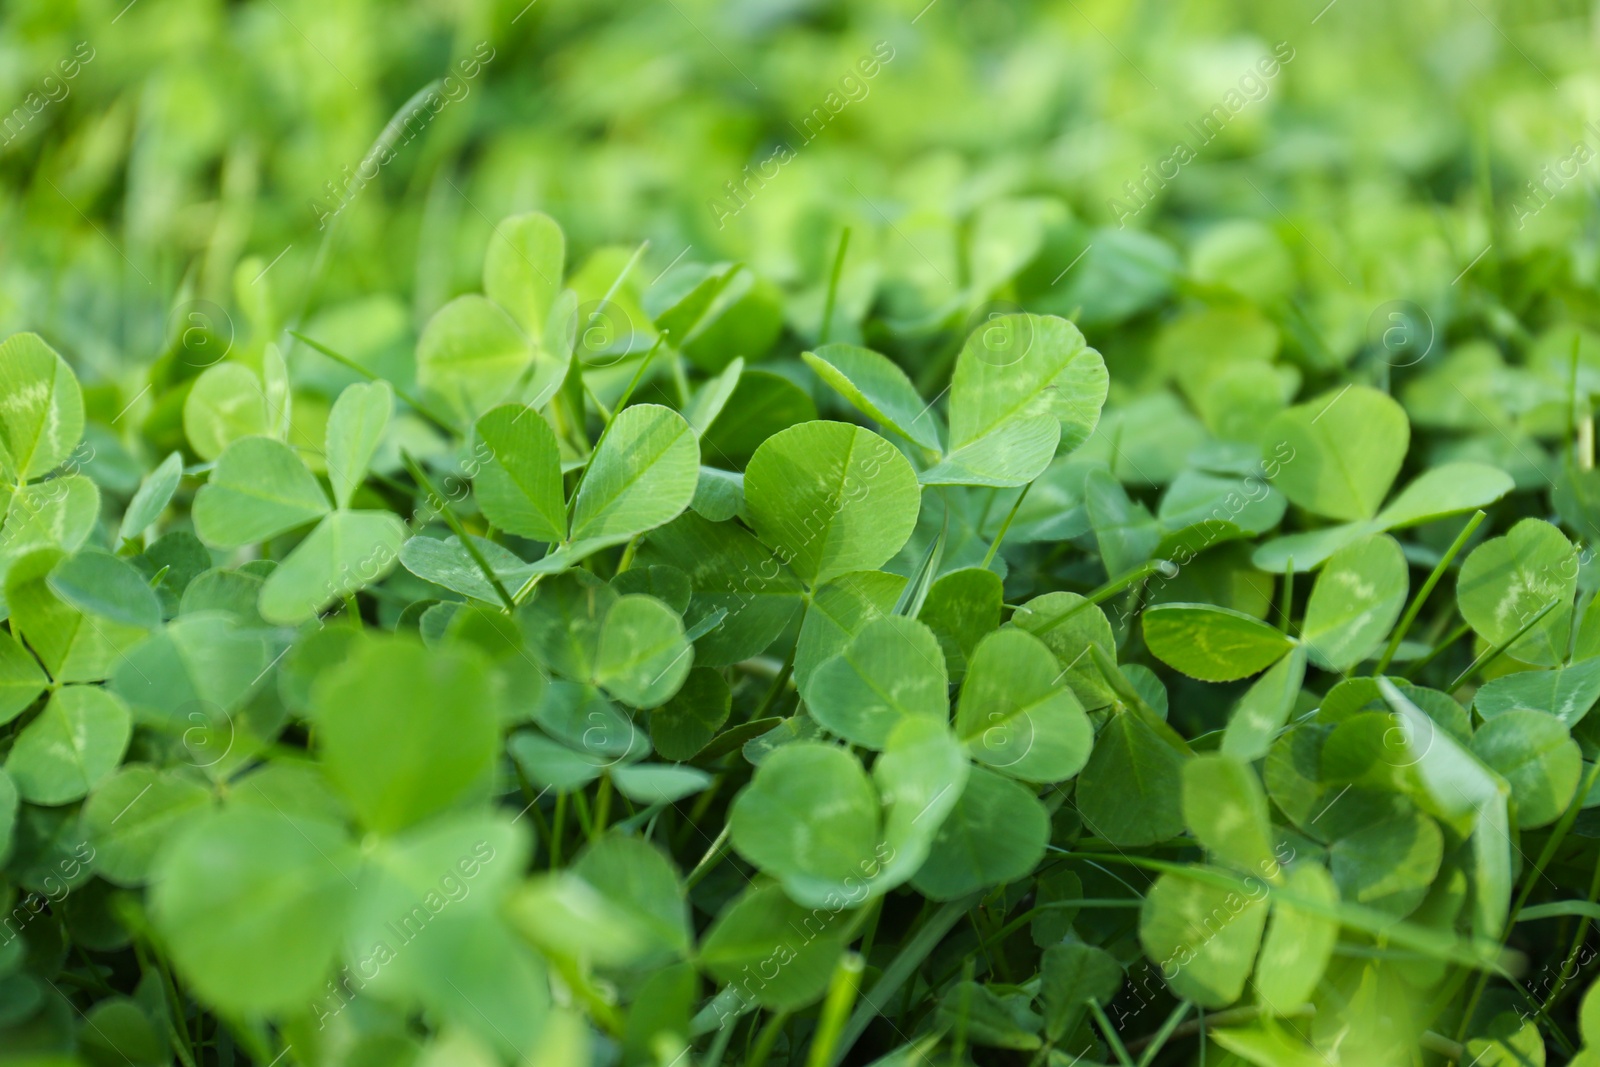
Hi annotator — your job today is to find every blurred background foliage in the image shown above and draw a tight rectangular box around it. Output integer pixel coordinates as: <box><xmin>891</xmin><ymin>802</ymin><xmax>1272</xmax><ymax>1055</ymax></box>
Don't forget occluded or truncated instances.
<box><xmin>3</xmin><ymin>0</ymin><xmax>1599</xmax><ymax>406</ymax></box>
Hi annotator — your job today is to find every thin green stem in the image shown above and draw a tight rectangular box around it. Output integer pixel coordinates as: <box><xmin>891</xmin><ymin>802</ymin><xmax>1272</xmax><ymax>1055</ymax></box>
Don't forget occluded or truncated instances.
<box><xmin>1401</xmin><ymin>620</ymin><xmax>1472</xmax><ymax>680</ymax></box>
<box><xmin>1018</xmin><ymin>558</ymin><xmax>1176</xmax><ymax>631</ymax></box>
<box><xmin>685</xmin><ymin>824</ymin><xmax>733</xmax><ymax>889</ymax></box>
<box><xmin>805</xmin><ymin>953</ymin><xmax>864</xmax><ymax>1067</ymax></box>
<box><xmin>1137</xmin><ymin>1000</ymin><xmax>1194</xmax><ymax>1067</ymax></box>
<box><xmin>591</xmin><ymin>773</ymin><xmax>613</xmax><ymax>841</ymax></box>
<box><xmin>1447</xmin><ymin>597</ymin><xmax>1561</xmax><ymax>691</ymax></box>
<box><xmin>746</xmin><ymin>1010</ymin><xmax>791</xmax><ymax>1067</ymax></box>
<box><xmin>1279</xmin><ymin>557</ymin><xmax>1294</xmax><ymax>633</ymax></box>
<box><xmin>1375</xmin><ymin>511</ymin><xmax>1486</xmax><ymax>675</ymax></box>
<box><xmin>830</xmin><ymin>893</ymin><xmax>983</xmax><ymax>1067</ymax></box>
<box><xmin>400</xmin><ymin>450</ymin><xmax>517</xmax><ymax>613</ymax></box>
<box><xmin>549</xmin><ymin>791</ymin><xmax>568</xmax><ymax>870</ymax></box>
<box><xmin>982</xmin><ymin>481</ymin><xmax>1031</xmax><ymax>569</ymax></box>
<box><xmin>290</xmin><ymin>331</ymin><xmax>457</xmax><ymax>434</ymax></box>
<box><xmin>819</xmin><ymin>227</ymin><xmax>851</xmax><ymax>344</ymax></box>
<box><xmin>1087</xmin><ymin>998</ymin><xmax>1136</xmax><ymax>1067</ymax></box>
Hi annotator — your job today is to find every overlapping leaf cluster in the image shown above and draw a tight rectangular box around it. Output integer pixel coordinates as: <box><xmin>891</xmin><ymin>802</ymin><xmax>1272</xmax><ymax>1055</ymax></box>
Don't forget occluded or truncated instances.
<box><xmin>2</xmin><ymin>192</ymin><xmax>1600</xmax><ymax>1067</ymax></box>
<box><xmin>7</xmin><ymin>2</ymin><xmax>1600</xmax><ymax>1066</ymax></box>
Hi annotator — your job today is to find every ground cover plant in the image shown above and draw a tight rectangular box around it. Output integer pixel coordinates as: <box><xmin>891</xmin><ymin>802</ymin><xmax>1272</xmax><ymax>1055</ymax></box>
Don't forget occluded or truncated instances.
<box><xmin>8</xmin><ymin>1</ymin><xmax>1600</xmax><ymax>1065</ymax></box>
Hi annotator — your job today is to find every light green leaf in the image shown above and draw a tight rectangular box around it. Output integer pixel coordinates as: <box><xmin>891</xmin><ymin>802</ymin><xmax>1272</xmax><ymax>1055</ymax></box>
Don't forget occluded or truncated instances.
<box><xmin>594</xmin><ymin>594</ymin><xmax>693</xmax><ymax>707</ymax></box>
<box><xmin>793</xmin><ymin>570</ymin><xmax>905</xmax><ymax>690</ymax></box>
<box><xmin>1475</xmin><ymin>658</ymin><xmax>1600</xmax><ymax>726</ymax></box>
<box><xmin>0</xmin><ymin>474</ymin><xmax>101</xmax><ymax>576</ymax></box>
<box><xmin>910</xmin><ymin>765</ymin><xmax>1048</xmax><ymax>900</ymax></box>
<box><xmin>1253</xmin><ymin>863</ymin><xmax>1338</xmax><ymax>1010</ymax></box>
<box><xmin>48</xmin><ymin>550</ymin><xmax>162</xmax><ymax>630</ymax></box>
<box><xmin>744</xmin><ymin>421</ymin><xmax>922</xmax><ymax>587</ymax></box>
<box><xmin>571</xmin><ymin>404</ymin><xmax>700</xmax><ymax>549</ymax></box>
<box><xmin>804</xmin><ymin>616</ymin><xmax>948</xmax><ymax>749</ymax></box>
<box><xmin>258</xmin><ymin>510</ymin><xmax>406</xmax><ymax>624</ymax></box>
<box><xmin>1039</xmin><ymin>941</ymin><xmax>1123</xmax><ymax>1043</ymax></box>
<box><xmin>1139</xmin><ymin>868</ymin><xmax>1269</xmax><ymax>1008</ymax></box>
<box><xmin>312</xmin><ymin>636</ymin><xmax>500</xmax><ymax>833</ymax></box>
<box><xmin>192</xmin><ymin>436</ymin><xmax>331</xmax><ymax>549</ymax></box>
<box><xmin>1469</xmin><ymin>710</ymin><xmax>1581</xmax><ymax>829</ymax></box>
<box><xmin>1328</xmin><ymin>814</ymin><xmax>1443</xmax><ymax>917</ymax></box>
<box><xmin>1373</xmin><ymin>462</ymin><xmax>1514</xmax><ymax>529</ymax></box>
<box><xmin>417</xmin><ymin>294</ymin><xmax>531</xmax><ymax>426</ymax></box>
<box><xmin>80</xmin><ymin>764</ymin><xmax>213</xmax><ymax>886</ymax></box>
<box><xmin>874</xmin><ymin>717</ymin><xmax>968</xmax><ymax>889</ymax></box>
<box><xmin>1262</xmin><ymin>385</ymin><xmax>1408</xmax><ymax>521</ymax></box>
<box><xmin>1182</xmin><ymin>754</ymin><xmax>1278</xmax><ymax>878</ymax></box>
<box><xmin>6</xmin><ymin>686</ymin><xmax>131</xmax><ymax>805</ymax></box>
<box><xmin>183</xmin><ymin>362</ymin><xmax>270</xmax><ymax>462</ymax></box>
<box><xmin>801</xmin><ymin>343</ymin><xmax>943</xmax><ymax>452</ymax></box>
<box><xmin>0</xmin><ymin>630</ymin><xmax>46</xmax><ymax>725</ymax></box>
<box><xmin>697</xmin><ymin>883</ymin><xmax>853</xmax><ymax>1010</ymax></box>
<box><xmin>1251</xmin><ymin>520</ymin><xmax>1373</xmax><ymax>575</ymax></box>
<box><xmin>1143</xmin><ymin>603</ymin><xmax>1296</xmax><ymax>682</ymax></box>
<box><xmin>119</xmin><ymin>451</ymin><xmax>184</xmax><ymax>542</ymax></box>
<box><xmin>324</xmin><ymin>380</ymin><xmax>392</xmax><ymax>509</ymax></box>
<box><xmin>110</xmin><ymin>612</ymin><xmax>274</xmax><ymax>733</ymax></box>
<box><xmin>8</xmin><ymin>548</ymin><xmax>149</xmax><ymax>682</ymax></box>
<box><xmin>611</xmin><ymin>763</ymin><xmax>711</xmax><ymax>804</ymax></box>
<box><xmin>684</xmin><ymin>357</ymin><xmax>744</xmax><ymax>435</ymax></box>
<box><xmin>1299</xmin><ymin>533</ymin><xmax>1407</xmax><ymax>672</ymax></box>
<box><xmin>484</xmin><ymin>211</ymin><xmax>565</xmax><ymax>338</ymax></box>
<box><xmin>1077</xmin><ymin>704</ymin><xmax>1191</xmax><ymax>847</ymax></box>
<box><xmin>0</xmin><ymin>333</ymin><xmax>84</xmax><ymax>482</ymax></box>
<box><xmin>957</xmin><ymin>628</ymin><xmax>1091</xmax><ymax>784</ymax></box>
<box><xmin>923</xmin><ymin>314</ymin><xmax>1108</xmax><ymax>487</ymax></box>
<box><xmin>917</xmin><ymin>566</ymin><xmax>1003</xmax><ymax>682</ymax></box>
<box><xmin>151</xmin><ymin>807</ymin><xmax>357</xmax><ymax>1014</ymax></box>
<box><xmin>729</xmin><ymin>742</ymin><xmax>881</xmax><ymax>907</ymax></box>
<box><xmin>1457</xmin><ymin>518</ymin><xmax>1576</xmax><ymax>667</ymax></box>
<box><xmin>1010</xmin><ymin>591</ymin><xmax>1118</xmax><ymax>710</ymax></box>
<box><xmin>1222</xmin><ymin>647</ymin><xmax>1307</xmax><ymax>762</ymax></box>
<box><xmin>473</xmin><ymin>404</ymin><xmax>566</xmax><ymax>542</ymax></box>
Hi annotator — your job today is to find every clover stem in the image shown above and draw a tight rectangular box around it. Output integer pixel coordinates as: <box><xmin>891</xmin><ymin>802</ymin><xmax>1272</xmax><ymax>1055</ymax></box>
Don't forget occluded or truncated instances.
<box><xmin>1087</xmin><ymin>997</ymin><xmax>1136</xmax><ymax>1067</ymax></box>
<box><xmin>549</xmin><ymin>790</ymin><xmax>567</xmax><ymax>870</ymax></box>
<box><xmin>1400</xmin><ymin>620</ymin><xmax>1472</xmax><ymax>680</ymax></box>
<box><xmin>830</xmin><ymin>893</ymin><xmax>983</xmax><ymax>1067</ymax></box>
<box><xmin>400</xmin><ymin>449</ymin><xmax>517</xmax><ymax>612</ymax></box>
<box><xmin>1446</xmin><ymin>596</ymin><xmax>1561</xmax><ymax>691</ymax></box>
<box><xmin>1019</xmin><ymin>558</ymin><xmax>1175</xmax><ymax>632</ymax></box>
<box><xmin>981</xmin><ymin>480</ymin><xmax>1032</xmax><ymax>569</ymax></box>
<box><xmin>1135</xmin><ymin>999</ymin><xmax>1193</xmax><ymax>1067</ymax></box>
<box><xmin>1278</xmin><ymin>557</ymin><xmax>1294</xmax><ymax>633</ymax></box>
<box><xmin>685</xmin><ymin>824</ymin><xmax>733</xmax><ymax>889</ymax></box>
<box><xmin>591</xmin><ymin>773</ymin><xmax>613</xmax><ymax>841</ymax></box>
<box><xmin>805</xmin><ymin>952</ymin><xmax>864</xmax><ymax>1067</ymax></box>
<box><xmin>746</xmin><ymin>1009</ymin><xmax>792</xmax><ymax>1067</ymax></box>
<box><xmin>1375</xmin><ymin>510</ymin><xmax>1485</xmax><ymax>675</ymax></box>
<box><xmin>289</xmin><ymin>331</ymin><xmax>457</xmax><ymax>435</ymax></box>
<box><xmin>819</xmin><ymin>227</ymin><xmax>851</xmax><ymax>344</ymax></box>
